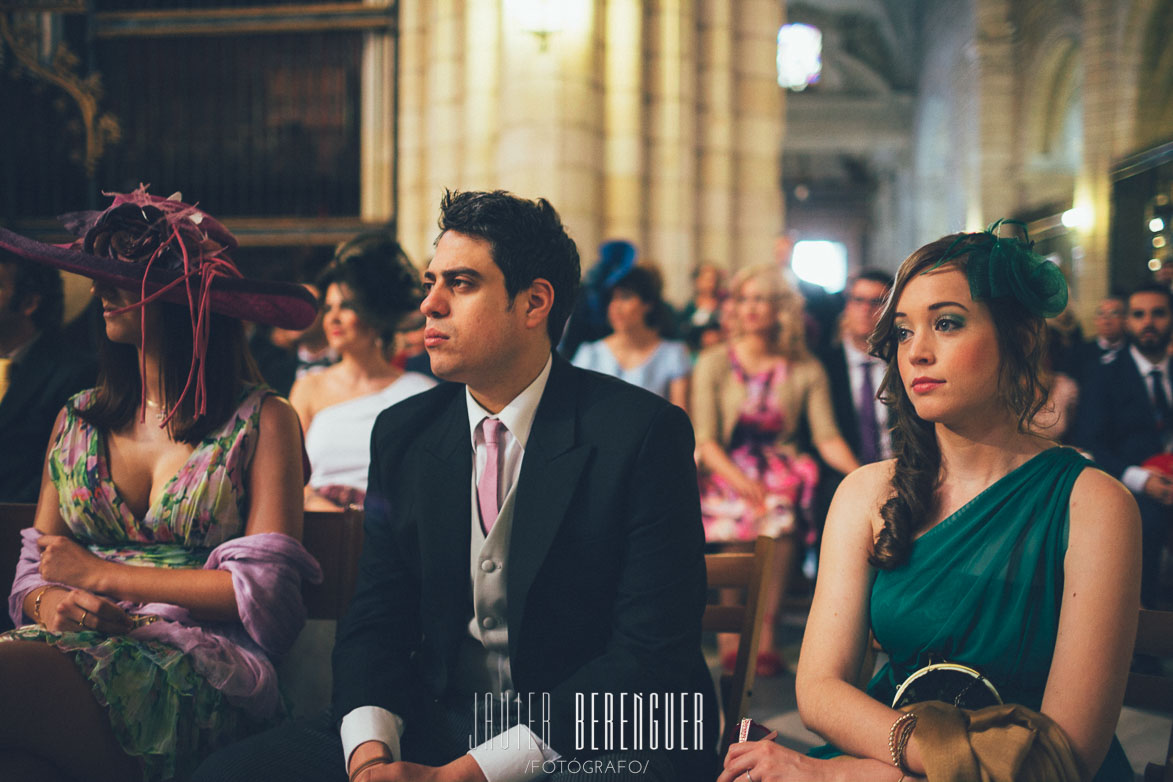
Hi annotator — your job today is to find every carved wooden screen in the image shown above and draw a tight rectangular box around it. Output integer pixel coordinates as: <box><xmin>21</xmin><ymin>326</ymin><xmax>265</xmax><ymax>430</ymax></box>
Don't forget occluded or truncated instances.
<box><xmin>1</xmin><ymin>1</ymin><xmax>395</xmax><ymax>249</ymax></box>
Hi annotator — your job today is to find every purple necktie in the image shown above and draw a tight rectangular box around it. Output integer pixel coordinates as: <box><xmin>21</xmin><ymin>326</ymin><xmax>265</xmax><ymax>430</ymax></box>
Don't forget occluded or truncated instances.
<box><xmin>858</xmin><ymin>361</ymin><xmax>880</xmax><ymax>464</ymax></box>
<box><xmin>477</xmin><ymin>418</ymin><xmax>506</xmax><ymax>534</ymax></box>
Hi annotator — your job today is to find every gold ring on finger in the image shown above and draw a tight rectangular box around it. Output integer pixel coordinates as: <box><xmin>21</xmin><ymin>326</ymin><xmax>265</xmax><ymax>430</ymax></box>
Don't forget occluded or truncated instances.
<box><xmin>79</xmin><ymin>608</ymin><xmax>89</xmax><ymax>628</ymax></box>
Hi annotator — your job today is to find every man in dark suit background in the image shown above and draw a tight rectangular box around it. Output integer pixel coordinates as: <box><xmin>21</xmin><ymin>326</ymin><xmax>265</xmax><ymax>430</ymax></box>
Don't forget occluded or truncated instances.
<box><xmin>0</xmin><ymin>253</ymin><xmax>94</xmax><ymax>504</ymax></box>
<box><xmin>818</xmin><ymin>269</ymin><xmax>894</xmax><ymax>467</ymax></box>
<box><xmin>808</xmin><ymin>269</ymin><xmax>893</xmax><ymax>573</ymax></box>
<box><xmin>1073</xmin><ymin>283</ymin><xmax>1173</xmax><ymax>608</ymax></box>
<box><xmin>197</xmin><ymin>190</ymin><xmax>716</xmax><ymax>782</ymax></box>
<box><xmin>1074</xmin><ymin>295</ymin><xmax>1127</xmax><ymax>384</ymax></box>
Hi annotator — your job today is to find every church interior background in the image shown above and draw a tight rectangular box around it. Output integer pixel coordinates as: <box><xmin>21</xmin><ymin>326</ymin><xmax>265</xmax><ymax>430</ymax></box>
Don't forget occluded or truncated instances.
<box><xmin>2</xmin><ymin>0</ymin><xmax>1172</xmax><ymax>328</ymax></box>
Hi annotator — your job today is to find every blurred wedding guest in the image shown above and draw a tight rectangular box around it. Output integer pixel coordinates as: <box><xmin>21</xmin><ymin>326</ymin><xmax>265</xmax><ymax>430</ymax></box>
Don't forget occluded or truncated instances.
<box><xmin>250</xmin><ymin>283</ymin><xmax>338</xmax><ymax>396</ymax></box>
<box><xmin>678</xmin><ymin>262</ymin><xmax>726</xmax><ymax>352</ymax></box>
<box><xmin>1073</xmin><ymin>282</ymin><xmax>1173</xmax><ymax>608</ymax></box>
<box><xmin>1033</xmin><ymin>327</ymin><xmax>1080</xmax><ymax>442</ymax></box>
<box><xmin>0</xmin><ymin>187</ymin><xmax>321</xmax><ymax>781</ymax></box>
<box><xmin>0</xmin><ymin>252</ymin><xmax>94</xmax><ymax>503</ymax></box>
<box><xmin>290</xmin><ymin>233</ymin><xmax>435</xmax><ymax>510</ymax></box>
<box><xmin>811</xmin><ymin>269</ymin><xmax>893</xmax><ymax>575</ymax></box>
<box><xmin>819</xmin><ymin>269</ymin><xmax>894</xmax><ymax>466</ymax></box>
<box><xmin>571</xmin><ymin>265</ymin><xmax>691</xmax><ymax>409</ymax></box>
<box><xmin>1077</xmin><ymin>295</ymin><xmax>1127</xmax><ymax>376</ymax></box>
<box><xmin>693</xmin><ymin>265</ymin><xmax>859</xmax><ymax>676</ymax></box>
<box><xmin>391</xmin><ymin>310</ymin><xmax>434</xmax><ymax>378</ymax></box>
<box><xmin>557</xmin><ymin>238</ymin><xmax>636</xmax><ymax>358</ymax></box>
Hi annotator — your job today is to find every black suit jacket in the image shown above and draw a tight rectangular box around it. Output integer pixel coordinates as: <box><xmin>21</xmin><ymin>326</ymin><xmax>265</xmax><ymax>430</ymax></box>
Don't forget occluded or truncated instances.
<box><xmin>1071</xmin><ymin>347</ymin><xmax>1164</xmax><ymax>480</ymax></box>
<box><xmin>819</xmin><ymin>343</ymin><xmax>861</xmax><ymax>458</ymax></box>
<box><xmin>332</xmin><ymin>357</ymin><xmax>717</xmax><ymax>773</ymax></box>
<box><xmin>0</xmin><ymin>333</ymin><xmax>94</xmax><ymax>502</ymax></box>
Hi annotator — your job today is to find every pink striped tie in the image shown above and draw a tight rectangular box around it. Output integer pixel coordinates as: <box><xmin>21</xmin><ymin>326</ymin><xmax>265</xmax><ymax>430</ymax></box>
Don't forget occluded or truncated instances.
<box><xmin>477</xmin><ymin>418</ymin><xmax>506</xmax><ymax>534</ymax></box>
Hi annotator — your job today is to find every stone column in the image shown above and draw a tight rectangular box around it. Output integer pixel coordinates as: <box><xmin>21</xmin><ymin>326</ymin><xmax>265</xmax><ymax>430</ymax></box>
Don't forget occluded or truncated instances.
<box><xmin>395</xmin><ymin>0</ymin><xmax>785</xmax><ymax>302</ymax></box>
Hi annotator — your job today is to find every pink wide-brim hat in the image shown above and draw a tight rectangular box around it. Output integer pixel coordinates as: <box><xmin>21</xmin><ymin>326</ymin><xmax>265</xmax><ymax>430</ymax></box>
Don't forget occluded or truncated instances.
<box><xmin>0</xmin><ymin>187</ymin><xmax>317</xmax><ymax>331</ymax></box>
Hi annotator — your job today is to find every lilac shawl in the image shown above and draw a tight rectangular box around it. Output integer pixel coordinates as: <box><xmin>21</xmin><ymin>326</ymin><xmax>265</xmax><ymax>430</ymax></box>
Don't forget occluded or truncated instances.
<box><xmin>8</xmin><ymin>528</ymin><xmax>323</xmax><ymax>718</ymax></box>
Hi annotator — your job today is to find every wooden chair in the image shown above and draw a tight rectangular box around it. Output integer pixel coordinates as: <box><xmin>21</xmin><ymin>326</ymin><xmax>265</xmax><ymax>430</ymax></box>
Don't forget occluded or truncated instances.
<box><xmin>703</xmin><ymin>535</ymin><xmax>776</xmax><ymax>753</ymax></box>
<box><xmin>1124</xmin><ymin>608</ymin><xmax>1173</xmax><ymax>782</ymax></box>
<box><xmin>300</xmin><ymin>506</ymin><xmax>365</xmax><ymax>620</ymax></box>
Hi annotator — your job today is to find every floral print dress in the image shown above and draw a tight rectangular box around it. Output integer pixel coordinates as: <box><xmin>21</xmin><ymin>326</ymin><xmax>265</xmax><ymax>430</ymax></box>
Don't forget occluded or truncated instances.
<box><xmin>699</xmin><ymin>353</ymin><xmax>820</xmax><ymax>544</ymax></box>
<box><xmin>1</xmin><ymin>386</ymin><xmax>278</xmax><ymax>781</ymax></box>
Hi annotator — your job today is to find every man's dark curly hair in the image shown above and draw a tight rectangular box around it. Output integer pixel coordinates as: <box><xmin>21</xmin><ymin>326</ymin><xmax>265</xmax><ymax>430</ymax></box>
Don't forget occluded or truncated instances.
<box><xmin>437</xmin><ymin>189</ymin><xmax>581</xmax><ymax>345</ymax></box>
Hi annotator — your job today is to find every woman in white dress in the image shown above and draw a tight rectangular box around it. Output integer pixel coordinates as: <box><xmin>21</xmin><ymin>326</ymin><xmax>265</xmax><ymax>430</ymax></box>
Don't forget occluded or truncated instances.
<box><xmin>290</xmin><ymin>234</ymin><xmax>435</xmax><ymax>510</ymax></box>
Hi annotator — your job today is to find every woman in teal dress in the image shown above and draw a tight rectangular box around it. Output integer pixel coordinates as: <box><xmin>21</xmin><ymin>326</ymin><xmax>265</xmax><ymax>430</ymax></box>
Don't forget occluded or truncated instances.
<box><xmin>720</xmin><ymin>225</ymin><xmax>1141</xmax><ymax>782</ymax></box>
<box><xmin>0</xmin><ymin>188</ymin><xmax>320</xmax><ymax>781</ymax></box>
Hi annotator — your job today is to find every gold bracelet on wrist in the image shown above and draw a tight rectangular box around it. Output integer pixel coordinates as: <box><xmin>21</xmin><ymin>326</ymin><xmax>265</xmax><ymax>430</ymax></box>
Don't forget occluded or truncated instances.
<box><xmin>31</xmin><ymin>585</ymin><xmax>59</xmax><ymax>626</ymax></box>
<box><xmin>888</xmin><ymin>711</ymin><xmax>918</xmax><ymax>775</ymax></box>
<box><xmin>348</xmin><ymin>755</ymin><xmax>392</xmax><ymax>782</ymax></box>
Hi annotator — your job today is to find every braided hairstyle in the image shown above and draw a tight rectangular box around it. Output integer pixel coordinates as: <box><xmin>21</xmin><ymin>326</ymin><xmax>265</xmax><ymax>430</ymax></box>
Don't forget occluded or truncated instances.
<box><xmin>867</xmin><ymin>233</ymin><xmax>1051</xmax><ymax>569</ymax></box>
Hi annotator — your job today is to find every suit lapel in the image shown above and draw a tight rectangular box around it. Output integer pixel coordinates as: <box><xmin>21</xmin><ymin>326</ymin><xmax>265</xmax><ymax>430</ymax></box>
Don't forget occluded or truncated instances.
<box><xmin>506</xmin><ymin>358</ymin><xmax>591</xmax><ymax>640</ymax></box>
<box><xmin>418</xmin><ymin>391</ymin><xmax>475</xmax><ymax>623</ymax></box>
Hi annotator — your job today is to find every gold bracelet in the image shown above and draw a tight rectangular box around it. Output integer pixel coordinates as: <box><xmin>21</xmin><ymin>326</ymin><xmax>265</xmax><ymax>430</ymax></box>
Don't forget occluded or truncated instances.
<box><xmin>890</xmin><ymin>711</ymin><xmax>918</xmax><ymax>775</ymax></box>
<box><xmin>31</xmin><ymin>585</ymin><xmax>60</xmax><ymax>626</ymax></box>
<box><xmin>348</xmin><ymin>755</ymin><xmax>392</xmax><ymax>782</ymax></box>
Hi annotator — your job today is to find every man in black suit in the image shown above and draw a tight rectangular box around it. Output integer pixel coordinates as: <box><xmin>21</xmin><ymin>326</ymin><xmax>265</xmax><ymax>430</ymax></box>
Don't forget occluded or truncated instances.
<box><xmin>0</xmin><ymin>253</ymin><xmax>94</xmax><ymax>504</ymax></box>
<box><xmin>1074</xmin><ymin>295</ymin><xmax>1127</xmax><ymax>384</ymax></box>
<box><xmin>196</xmin><ymin>191</ymin><xmax>716</xmax><ymax>782</ymax></box>
<box><xmin>809</xmin><ymin>269</ymin><xmax>893</xmax><ymax>558</ymax></box>
<box><xmin>819</xmin><ymin>269</ymin><xmax>894</xmax><ymax>466</ymax></box>
<box><xmin>1073</xmin><ymin>283</ymin><xmax>1173</xmax><ymax>608</ymax></box>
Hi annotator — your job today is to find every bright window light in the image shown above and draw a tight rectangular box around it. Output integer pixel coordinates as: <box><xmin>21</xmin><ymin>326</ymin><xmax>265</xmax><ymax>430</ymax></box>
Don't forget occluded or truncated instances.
<box><xmin>791</xmin><ymin>240</ymin><xmax>848</xmax><ymax>293</ymax></box>
<box><xmin>777</xmin><ymin>24</ymin><xmax>822</xmax><ymax>91</ymax></box>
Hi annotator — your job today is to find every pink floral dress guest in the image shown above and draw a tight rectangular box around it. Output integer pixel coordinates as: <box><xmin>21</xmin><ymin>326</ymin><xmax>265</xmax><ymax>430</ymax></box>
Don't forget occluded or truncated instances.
<box><xmin>4</xmin><ymin>385</ymin><xmax>321</xmax><ymax>781</ymax></box>
<box><xmin>698</xmin><ymin>350</ymin><xmax>820</xmax><ymax>545</ymax></box>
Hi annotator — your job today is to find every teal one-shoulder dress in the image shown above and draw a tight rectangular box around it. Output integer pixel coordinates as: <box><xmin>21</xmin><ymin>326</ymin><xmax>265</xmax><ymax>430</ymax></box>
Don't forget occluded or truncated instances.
<box><xmin>818</xmin><ymin>447</ymin><xmax>1131</xmax><ymax>781</ymax></box>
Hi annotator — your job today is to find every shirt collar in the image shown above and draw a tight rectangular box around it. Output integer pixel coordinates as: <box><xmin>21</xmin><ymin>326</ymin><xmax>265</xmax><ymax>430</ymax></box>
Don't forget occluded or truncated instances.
<box><xmin>465</xmin><ymin>354</ymin><xmax>554</xmax><ymax>450</ymax></box>
<box><xmin>1130</xmin><ymin>343</ymin><xmax>1170</xmax><ymax>377</ymax></box>
<box><xmin>842</xmin><ymin>339</ymin><xmax>873</xmax><ymax>367</ymax></box>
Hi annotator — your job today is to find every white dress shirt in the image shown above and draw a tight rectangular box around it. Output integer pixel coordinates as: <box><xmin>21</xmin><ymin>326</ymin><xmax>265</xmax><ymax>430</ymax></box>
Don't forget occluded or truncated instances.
<box><xmin>843</xmin><ymin>340</ymin><xmax>892</xmax><ymax>460</ymax></box>
<box><xmin>340</xmin><ymin>356</ymin><xmax>557</xmax><ymax>782</ymax></box>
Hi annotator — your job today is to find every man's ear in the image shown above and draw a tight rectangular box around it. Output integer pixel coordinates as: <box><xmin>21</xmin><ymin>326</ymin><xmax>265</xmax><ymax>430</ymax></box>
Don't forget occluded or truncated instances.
<box><xmin>522</xmin><ymin>278</ymin><xmax>555</xmax><ymax>330</ymax></box>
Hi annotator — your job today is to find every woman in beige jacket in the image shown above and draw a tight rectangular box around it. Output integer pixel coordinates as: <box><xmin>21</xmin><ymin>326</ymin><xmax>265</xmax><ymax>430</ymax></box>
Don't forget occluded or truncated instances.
<box><xmin>693</xmin><ymin>265</ymin><xmax>858</xmax><ymax>675</ymax></box>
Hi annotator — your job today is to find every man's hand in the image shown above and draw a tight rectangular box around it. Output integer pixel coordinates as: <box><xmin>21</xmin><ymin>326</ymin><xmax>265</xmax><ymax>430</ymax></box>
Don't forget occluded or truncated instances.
<box><xmin>359</xmin><ymin>755</ymin><xmax>488</xmax><ymax>782</ymax></box>
<box><xmin>1143</xmin><ymin>472</ymin><xmax>1173</xmax><ymax>505</ymax></box>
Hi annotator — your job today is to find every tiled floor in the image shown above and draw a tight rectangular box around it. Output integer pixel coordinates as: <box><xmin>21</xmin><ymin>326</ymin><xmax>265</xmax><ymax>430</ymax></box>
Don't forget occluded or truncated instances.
<box><xmin>707</xmin><ymin>611</ymin><xmax>1171</xmax><ymax>780</ymax></box>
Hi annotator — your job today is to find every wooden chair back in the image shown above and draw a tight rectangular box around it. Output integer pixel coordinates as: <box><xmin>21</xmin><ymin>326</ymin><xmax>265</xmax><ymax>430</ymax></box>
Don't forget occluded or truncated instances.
<box><xmin>1124</xmin><ymin>608</ymin><xmax>1173</xmax><ymax>782</ymax></box>
<box><xmin>298</xmin><ymin>506</ymin><xmax>365</xmax><ymax>620</ymax></box>
<box><xmin>702</xmin><ymin>535</ymin><xmax>775</xmax><ymax>753</ymax></box>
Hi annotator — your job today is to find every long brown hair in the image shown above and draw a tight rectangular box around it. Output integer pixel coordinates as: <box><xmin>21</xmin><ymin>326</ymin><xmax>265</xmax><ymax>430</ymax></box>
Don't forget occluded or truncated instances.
<box><xmin>79</xmin><ymin>302</ymin><xmax>261</xmax><ymax>444</ymax></box>
<box><xmin>867</xmin><ymin>233</ymin><xmax>1050</xmax><ymax>569</ymax></box>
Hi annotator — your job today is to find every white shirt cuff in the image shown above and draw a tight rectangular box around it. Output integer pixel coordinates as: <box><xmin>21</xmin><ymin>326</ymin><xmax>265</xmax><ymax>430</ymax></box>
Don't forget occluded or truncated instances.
<box><xmin>1122</xmin><ymin>465</ymin><xmax>1153</xmax><ymax>495</ymax></box>
<box><xmin>467</xmin><ymin>724</ymin><xmax>560</xmax><ymax>782</ymax></box>
<box><xmin>340</xmin><ymin>706</ymin><xmax>404</xmax><ymax>770</ymax></box>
